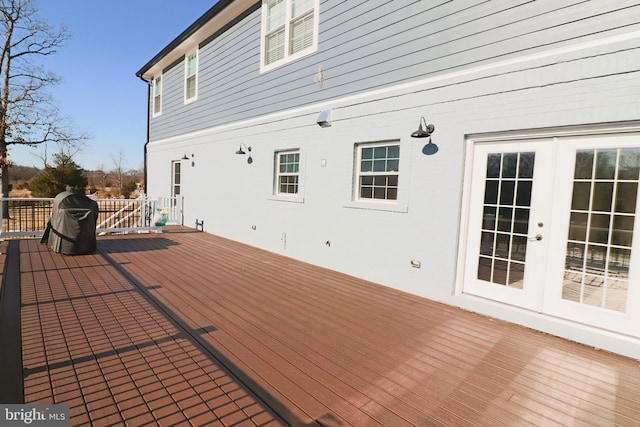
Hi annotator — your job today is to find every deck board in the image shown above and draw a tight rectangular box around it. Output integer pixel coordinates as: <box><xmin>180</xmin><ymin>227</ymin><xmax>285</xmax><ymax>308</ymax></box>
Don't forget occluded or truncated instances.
<box><xmin>9</xmin><ymin>228</ymin><xmax>640</xmax><ymax>426</ymax></box>
<box><xmin>17</xmin><ymin>237</ymin><xmax>286</xmax><ymax>426</ymax></box>
<box><xmin>98</xmin><ymin>229</ymin><xmax>640</xmax><ymax>426</ymax></box>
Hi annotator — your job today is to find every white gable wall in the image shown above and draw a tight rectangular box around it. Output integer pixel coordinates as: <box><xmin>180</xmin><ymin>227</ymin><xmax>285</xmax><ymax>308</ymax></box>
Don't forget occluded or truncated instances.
<box><xmin>146</xmin><ymin>33</ymin><xmax>640</xmax><ymax>357</ymax></box>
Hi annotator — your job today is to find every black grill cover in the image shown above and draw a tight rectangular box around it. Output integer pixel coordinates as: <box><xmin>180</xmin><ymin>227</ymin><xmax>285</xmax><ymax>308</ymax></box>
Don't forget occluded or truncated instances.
<box><xmin>41</xmin><ymin>189</ymin><xmax>99</xmax><ymax>255</ymax></box>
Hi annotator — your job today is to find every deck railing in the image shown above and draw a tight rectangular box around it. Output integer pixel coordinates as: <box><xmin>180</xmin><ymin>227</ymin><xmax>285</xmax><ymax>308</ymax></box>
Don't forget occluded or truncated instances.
<box><xmin>0</xmin><ymin>195</ymin><xmax>183</xmax><ymax>238</ymax></box>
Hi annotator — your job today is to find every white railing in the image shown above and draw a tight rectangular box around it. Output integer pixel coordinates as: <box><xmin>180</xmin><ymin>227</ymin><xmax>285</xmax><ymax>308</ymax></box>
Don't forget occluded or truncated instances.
<box><xmin>0</xmin><ymin>195</ymin><xmax>183</xmax><ymax>238</ymax></box>
<box><xmin>156</xmin><ymin>196</ymin><xmax>183</xmax><ymax>226</ymax></box>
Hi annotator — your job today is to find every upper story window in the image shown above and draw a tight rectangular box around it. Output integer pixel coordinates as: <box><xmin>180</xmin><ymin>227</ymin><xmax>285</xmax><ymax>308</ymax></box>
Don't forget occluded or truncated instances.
<box><xmin>185</xmin><ymin>50</ymin><xmax>198</xmax><ymax>102</ymax></box>
<box><xmin>261</xmin><ymin>0</ymin><xmax>319</xmax><ymax>72</ymax></box>
<box><xmin>152</xmin><ymin>75</ymin><xmax>162</xmax><ymax>116</ymax></box>
<box><xmin>355</xmin><ymin>142</ymin><xmax>400</xmax><ymax>201</ymax></box>
<box><xmin>275</xmin><ymin>150</ymin><xmax>300</xmax><ymax>195</ymax></box>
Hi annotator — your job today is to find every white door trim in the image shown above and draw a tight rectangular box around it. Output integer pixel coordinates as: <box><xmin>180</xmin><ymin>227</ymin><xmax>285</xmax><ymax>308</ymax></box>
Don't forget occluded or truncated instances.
<box><xmin>456</xmin><ymin>122</ymin><xmax>640</xmax><ymax>338</ymax></box>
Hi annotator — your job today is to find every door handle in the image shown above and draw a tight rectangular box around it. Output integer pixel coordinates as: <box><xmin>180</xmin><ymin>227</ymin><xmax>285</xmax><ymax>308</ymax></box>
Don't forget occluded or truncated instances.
<box><xmin>528</xmin><ymin>234</ymin><xmax>542</xmax><ymax>241</ymax></box>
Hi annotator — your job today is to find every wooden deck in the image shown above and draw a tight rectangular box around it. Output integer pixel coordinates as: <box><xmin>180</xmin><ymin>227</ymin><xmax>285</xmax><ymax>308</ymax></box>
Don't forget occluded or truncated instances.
<box><xmin>3</xmin><ymin>227</ymin><xmax>639</xmax><ymax>426</ymax></box>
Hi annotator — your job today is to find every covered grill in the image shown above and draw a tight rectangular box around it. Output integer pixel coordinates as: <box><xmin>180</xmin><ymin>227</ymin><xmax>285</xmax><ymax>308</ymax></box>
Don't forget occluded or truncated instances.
<box><xmin>41</xmin><ymin>189</ymin><xmax>99</xmax><ymax>255</ymax></box>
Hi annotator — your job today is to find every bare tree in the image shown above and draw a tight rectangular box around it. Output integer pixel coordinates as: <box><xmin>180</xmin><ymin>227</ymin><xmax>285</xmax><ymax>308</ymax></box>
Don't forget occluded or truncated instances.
<box><xmin>111</xmin><ymin>147</ymin><xmax>126</xmax><ymax>197</ymax></box>
<box><xmin>0</xmin><ymin>0</ymin><xmax>86</xmax><ymax>198</ymax></box>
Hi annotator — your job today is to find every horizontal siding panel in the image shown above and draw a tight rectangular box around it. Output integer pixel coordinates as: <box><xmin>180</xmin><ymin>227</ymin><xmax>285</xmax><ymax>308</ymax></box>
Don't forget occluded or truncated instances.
<box><xmin>198</xmin><ymin>10</ymin><xmax>260</xmax><ymax>82</ymax></box>
<box><xmin>151</xmin><ymin>9</ymin><xmax>263</xmax><ymax>140</ymax></box>
<box><xmin>320</xmin><ymin>0</ymin><xmax>487</xmax><ymax>46</ymax></box>
<box><xmin>317</xmin><ymin>6</ymin><xmax>640</xmax><ymax>99</ymax></box>
<box><xmin>149</xmin><ymin>0</ymin><xmax>640</xmax><ymax>142</ymax></box>
<box><xmin>311</xmin><ymin>0</ymin><xmax>635</xmax><ymax>91</ymax></box>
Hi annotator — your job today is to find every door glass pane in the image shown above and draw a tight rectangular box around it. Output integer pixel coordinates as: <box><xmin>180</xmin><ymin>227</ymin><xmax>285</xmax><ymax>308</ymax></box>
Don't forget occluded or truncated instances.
<box><xmin>595</xmin><ymin>150</ymin><xmax>616</xmax><ymax>179</ymax></box>
<box><xmin>513</xmin><ymin>208</ymin><xmax>529</xmax><ymax>234</ymax></box>
<box><xmin>565</xmin><ymin>242</ymin><xmax>585</xmax><ymax>272</ymax></box>
<box><xmin>497</xmin><ymin>207</ymin><xmax>513</xmax><ymax>232</ymax></box>
<box><xmin>618</xmin><ymin>149</ymin><xmax>640</xmax><ymax>180</ymax></box>
<box><xmin>477</xmin><ymin>152</ymin><xmax>534</xmax><ymax>288</ymax></box>
<box><xmin>571</xmin><ymin>182</ymin><xmax>591</xmax><ymax>210</ymax></box>
<box><xmin>568</xmin><ymin>212</ymin><xmax>588</xmax><ymax>241</ymax></box>
<box><xmin>518</xmin><ymin>152</ymin><xmax>535</xmax><ymax>178</ymax></box>
<box><xmin>486</xmin><ymin>154</ymin><xmax>501</xmax><ymax>178</ymax></box>
<box><xmin>612</xmin><ymin>216</ymin><xmax>634</xmax><ymax>246</ymax></box>
<box><xmin>589</xmin><ymin>214</ymin><xmax>610</xmax><ymax>244</ymax></box>
<box><xmin>563</xmin><ymin>148</ymin><xmax>639</xmax><ymax>312</ymax></box>
<box><xmin>480</xmin><ymin>232</ymin><xmax>494</xmax><ymax>256</ymax></box>
<box><xmin>592</xmin><ymin>182</ymin><xmax>613</xmax><ymax>212</ymax></box>
<box><xmin>502</xmin><ymin>153</ymin><xmax>518</xmax><ymax>178</ymax></box>
<box><xmin>500</xmin><ymin>180</ymin><xmax>515</xmax><ymax>205</ymax></box>
<box><xmin>508</xmin><ymin>262</ymin><xmax>525</xmax><ymax>289</ymax></box>
<box><xmin>484</xmin><ymin>181</ymin><xmax>498</xmax><ymax>204</ymax></box>
<box><xmin>477</xmin><ymin>257</ymin><xmax>492</xmax><ymax>282</ymax></box>
<box><xmin>574</xmin><ymin>150</ymin><xmax>594</xmax><ymax>179</ymax></box>
<box><xmin>511</xmin><ymin>235</ymin><xmax>527</xmax><ymax>262</ymax></box>
<box><xmin>482</xmin><ymin>206</ymin><xmax>496</xmax><ymax>230</ymax></box>
<box><xmin>515</xmin><ymin>181</ymin><xmax>532</xmax><ymax>206</ymax></box>
<box><xmin>615</xmin><ymin>182</ymin><xmax>638</xmax><ymax>213</ymax></box>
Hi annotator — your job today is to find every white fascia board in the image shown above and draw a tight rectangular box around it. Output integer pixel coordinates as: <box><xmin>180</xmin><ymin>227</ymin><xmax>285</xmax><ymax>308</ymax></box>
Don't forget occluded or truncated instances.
<box><xmin>141</xmin><ymin>0</ymin><xmax>256</xmax><ymax>79</ymax></box>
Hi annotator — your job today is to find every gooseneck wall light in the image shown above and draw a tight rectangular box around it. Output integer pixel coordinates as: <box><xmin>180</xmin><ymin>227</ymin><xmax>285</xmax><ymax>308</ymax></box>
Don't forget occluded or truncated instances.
<box><xmin>181</xmin><ymin>152</ymin><xmax>195</xmax><ymax>167</ymax></box>
<box><xmin>235</xmin><ymin>143</ymin><xmax>253</xmax><ymax>164</ymax></box>
<box><xmin>411</xmin><ymin>117</ymin><xmax>438</xmax><ymax>155</ymax></box>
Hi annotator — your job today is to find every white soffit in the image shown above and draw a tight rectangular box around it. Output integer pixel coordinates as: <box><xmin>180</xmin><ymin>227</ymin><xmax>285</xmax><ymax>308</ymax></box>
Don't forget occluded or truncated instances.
<box><xmin>143</xmin><ymin>0</ymin><xmax>254</xmax><ymax>79</ymax></box>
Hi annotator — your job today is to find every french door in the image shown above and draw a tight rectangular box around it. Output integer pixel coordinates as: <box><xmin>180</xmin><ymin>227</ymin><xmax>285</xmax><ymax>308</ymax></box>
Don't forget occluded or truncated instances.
<box><xmin>463</xmin><ymin>133</ymin><xmax>640</xmax><ymax>337</ymax></box>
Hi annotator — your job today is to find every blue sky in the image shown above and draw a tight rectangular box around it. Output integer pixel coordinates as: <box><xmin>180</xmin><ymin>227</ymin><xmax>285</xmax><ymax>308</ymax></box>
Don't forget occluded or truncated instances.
<box><xmin>10</xmin><ymin>0</ymin><xmax>215</xmax><ymax>171</ymax></box>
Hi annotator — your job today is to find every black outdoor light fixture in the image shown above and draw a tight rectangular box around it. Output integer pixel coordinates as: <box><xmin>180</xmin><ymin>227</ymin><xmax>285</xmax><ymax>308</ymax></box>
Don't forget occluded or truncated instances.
<box><xmin>235</xmin><ymin>143</ymin><xmax>251</xmax><ymax>155</ymax></box>
<box><xmin>411</xmin><ymin>117</ymin><xmax>438</xmax><ymax>155</ymax></box>
<box><xmin>411</xmin><ymin>117</ymin><xmax>435</xmax><ymax>138</ymax></box>
<box><xmin>181</xmin><ymin>152</ymin><xmax>195</xmax><ymax>166</ymax></box>
<box><xmin>235</xmin><ymin>143</ymin><xmax>253</xmax><ymax>164</ymax></box>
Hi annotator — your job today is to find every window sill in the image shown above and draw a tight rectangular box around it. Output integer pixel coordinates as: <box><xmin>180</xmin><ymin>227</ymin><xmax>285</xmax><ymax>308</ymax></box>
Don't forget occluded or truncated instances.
<box><xmin>269</xmin><ymin>195</ymin><xmax>305</xmax><ymax>204</ymax></box>
<box><xmin>343</xmin><ymin>200</ymin><xmax>408</xmax><ymax>213</ymax></box>
<box><xmin>260</xmin><ymin>46</ymin><xmax>318</xmax><ymax>74</ymax></box>
<box><xmin>183</xmin><ymin>96</ymin><xmax>198</xmax><ymax>105</ymax></box>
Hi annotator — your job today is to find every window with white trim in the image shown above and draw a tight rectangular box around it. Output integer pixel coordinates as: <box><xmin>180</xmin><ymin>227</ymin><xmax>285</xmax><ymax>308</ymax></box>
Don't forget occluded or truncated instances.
<box><xmin>171</xmin><ymin>160</ymin><xmax>181</xmax><ymax>198</ymax></box>
<box><xmin>275</xmin><ymin>150</ymin><xmax>300</xmax><ymax>195</ymax></box>
<box><xmin>152</xmin><ymin>75</ymin><xmax>162</xmax><ymax>116</ymax></box>
<box><xmin>261</xmin><ymin>0</ymin><xmax>318</xmax><ymax>71</ymax></box>
<box><xmin>355</xmin><ymin>142</ymin><xmax>400</xmax><ymax>201</ymax></box>
<box><xmin>185</xmin><ymin>50</ymin><xmax>198</xmax><ymax>102</ymax></box>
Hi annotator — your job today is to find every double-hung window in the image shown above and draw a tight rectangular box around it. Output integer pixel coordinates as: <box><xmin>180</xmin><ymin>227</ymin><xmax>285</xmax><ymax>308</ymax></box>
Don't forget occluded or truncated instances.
<box><xmin>275</xmin><ymin>150</ymin><xmax>300</xmax><ymax>195</ymax></box>
<box><xmin>355</xmin><ymin>142</ymin><xmax>400</xmax><ymax>201</ymax></box>
<box><xmin>262</xmin><ymin>0</ymin><xmax>318</xmax><ymax>71</ymax></box>
<box><xmin>152</xmin><ymin>75</ymin><xmax>162</xmax><ymax>116</ymax></box>
<box><xmin>185</xmin><ymin>50</ymin><xmax>198</xmax><ymax>102</ymax></box>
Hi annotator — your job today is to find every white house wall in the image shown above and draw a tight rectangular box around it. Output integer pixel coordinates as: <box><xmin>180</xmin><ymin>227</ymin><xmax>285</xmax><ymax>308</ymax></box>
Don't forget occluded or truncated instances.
<box><xmin>146</xmin><ymin>25</ymin><xmax>640</xmax><ymax>356</ymax></box>
<box><xmin>149</xmin><ymin>34</ymin><xmax>640</xmax><ymax>274</ymax></box>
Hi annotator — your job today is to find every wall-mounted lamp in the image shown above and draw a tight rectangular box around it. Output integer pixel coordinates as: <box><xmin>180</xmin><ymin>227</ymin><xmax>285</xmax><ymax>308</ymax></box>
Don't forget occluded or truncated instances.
<box><xmin>411</xmin><ymin>117</ymin><xmax>438</xmax><ymax>155</ymax></box>
<box><xmin>235</xmin><ymin>143</ymin><xmax>253</xmax><ymax>164</ymax></box>
<box><xmin>181</xmin><ymin>152</ymin><xmax>195</xmax><ymax>166</ymax></box>
<box><xmin>316</xmin><ymin>110</ymin><xmax>331</xmax><ymax>128</ymax></box>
